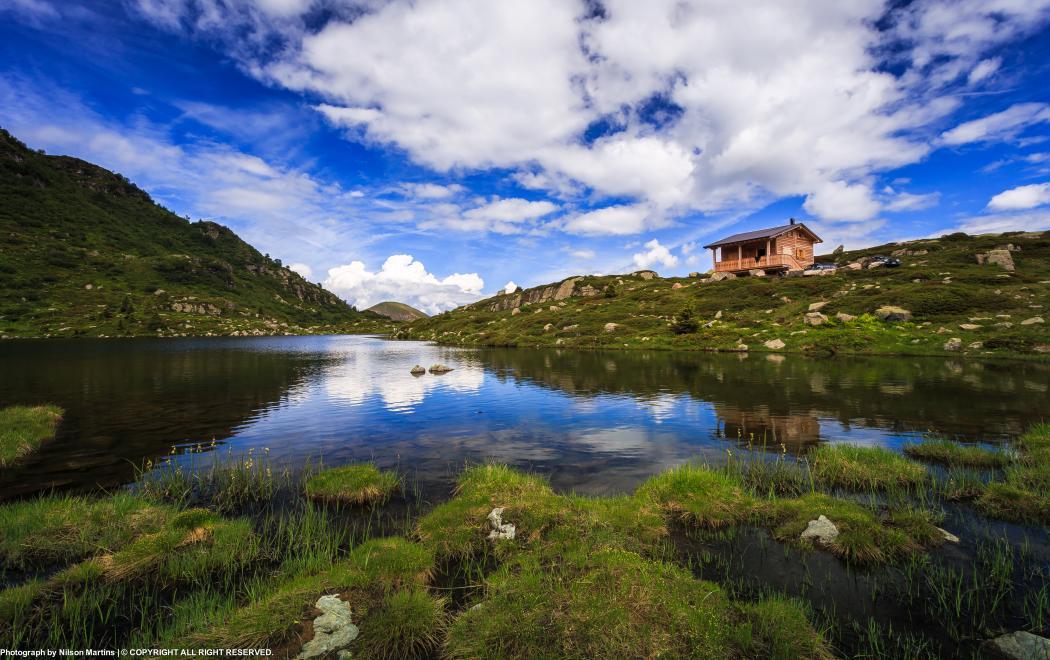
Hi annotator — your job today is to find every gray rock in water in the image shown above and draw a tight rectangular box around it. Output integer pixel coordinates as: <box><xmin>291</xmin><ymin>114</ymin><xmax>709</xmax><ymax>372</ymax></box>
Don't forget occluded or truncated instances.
<box><xmin>410</xmin><ymin>365</ymin><xmax>426</xmax><ymax>376</ymax></box>
<box><xmin>296</xmin><ymin>595</ymin><xmax>359</xmax><ymax>660</ymax></box>
<box><xmin>429</xmin><ymin>364</ymin><xmax>454</xmax><ymax>374</ymax></box>
<box><xmin>981</xmin><ymin>631</ymin><xmax>1050</xmax><ymax>660</ymax></box>
<box><xmin>800</xmin><ymin>515</ymin><xmax>839</xmax><ymax>545</ymax></box>
<box><xmin>487</xmin><ymin>507</ymin><xmax>516</xmax><ymax>540</ymax></box>
<box><xmin>943</xmin><ymin>337</ymin><xmax>963</xmax><ymax>352</ymax></box>
<box><xmin>937</xmin><ymin>527</ymin><xmax>960</xmax><ymax>544</ymax></box>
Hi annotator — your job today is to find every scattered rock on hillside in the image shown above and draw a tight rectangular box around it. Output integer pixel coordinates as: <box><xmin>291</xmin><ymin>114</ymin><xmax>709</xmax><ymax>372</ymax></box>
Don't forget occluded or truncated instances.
<box><xmin>748</xmin><ymin>269</ymin><xmax>766</xmax><ymax>277</ymax></box>
<box><xmin>710</xmin><ymin>272</ymin><xmax>736</xmax><ymax>282</ymax></box>
<box><xmin>804</xmin><ymin>312</ymin><xmax>828</xmax><ymax>326</ymax></box>
<box><xmin>735</xmin><ymin>343</ymin><xmax>749</xmax><ymax>352</ymax></box>
<box><xmin>976</xmin><ymin>249</ymin><xmax>1016</xmax><ymax>272</ymax></box>
<box><xmin>1021</xmin><ymin>317</ymin><xmax>1045</xmax><ymax>325</ymax></box>
<box><xmin>671</xmin><ymin>283</ymin><xmax>684</xmax><ymax>289</ymax></box>
<box><xmin>429</xmin><ymin>364</ymin><xmax>454</xmax><ymax>374</ymax></box>
<box><xmin>845</xmin><ymin>262</ymin><xmax>863</xmax><ymax>270</ymax></box>
<box><xmin>410</xmin><ymin>365</ymin><xmax>426</xmax><ymax>376</ymax></box>
<box><xmin>874</xmin><ymin>306</ymin><xmax>912</xmax><ymax>322</ymax></box>
<box><xmin>833</xmin><ymin>245</ymin><xmax>844</xmax><ymax>255</ymax></box>
<box><xmin>511</xmin><ymin>308</ymin><xmax>520</xmax><ymax>316</ymax></box>
<box><xmin>808</xmin><ymin>301</ymin><xmax>828</xmax><ymax>312</ymax></box>
<box><xmin>603</xmin><ymin>323</ymin><xmax>620</xmax><ymax>332</ymax></box>
<box><xmin>800</xmin><ymin>515</ymin><xmax>839</xmax><ymax>545</ymax></box>
<box><xmin>543</xmin><ymin>323</ymin><xmax>553</xmax><ymax>331</ymax></box>
<box><xmin>295</xmin><ymin>595</ymin><xmax>358</xmax><ymax>660</ymax></box>
<box><xmin>980</xmin><ymin>631</ymin><xmax>1050</xmax><ymax>660</ymax></box>
<box><xmin>836</xmin><ymin>312</ymin><xmax>856</xmax><ymax>322</ymax></box>
<box><xmin>634</xmin><ymin>270</ymin><xmax>658</xmax><ymax>280</ymax></box>
<box><xmin>688</xmin><ymin>271</ymin><xmax>700</xmax><ymax>278</ymax></box>
<box><xmin>714</xmin><ymin>310</ymin><xmax>723</xmax><ymax>320</ymax></box>
<box><xmin>763</xmin><ymin>338</ymin><xmax>786</xmax><ymax>350</ymax></box>
<box><xmin>959</xmin><ymin>323</ymin><xmax>982</xmax><ymax>331</ymax></box>
<box><xmin>944</xmin><ymin>338</ymin><xmax>963</xmax><ymax>351</ymax></box>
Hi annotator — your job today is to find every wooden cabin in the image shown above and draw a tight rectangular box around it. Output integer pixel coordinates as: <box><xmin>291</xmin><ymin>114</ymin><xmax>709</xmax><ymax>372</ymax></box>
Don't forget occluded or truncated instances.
<box><xmin>703</xmin><ymin>219</ymin><xmax>822</xmax><ymax>274</ymax></box>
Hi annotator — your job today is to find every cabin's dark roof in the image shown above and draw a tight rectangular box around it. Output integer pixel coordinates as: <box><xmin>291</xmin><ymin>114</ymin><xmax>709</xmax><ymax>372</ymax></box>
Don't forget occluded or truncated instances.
<box><xmin>703</xmin><ymin>222</ymin><xmax>821</xmax><ymax>249</ymax></box>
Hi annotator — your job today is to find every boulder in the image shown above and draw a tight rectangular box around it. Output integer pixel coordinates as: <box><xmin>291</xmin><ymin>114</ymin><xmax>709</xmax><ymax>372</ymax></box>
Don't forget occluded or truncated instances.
<box><xmin>735</xmin><ymin>344</ymin><xmax>749</xmax><ymax>352</ymax></box>
<box><xmin>937</xmin><ymin>527</ymin><xmax>960</xmax><ymax>544</ymax></box>
<box><xmin>688</xmin><ymin>271</ymin><xmax>701</xmax><ymax>278</ymax></box>
<box><xmin>487</xmin><ymin>507</ymin><xmax>516</xmax><ymax>541</ymax></box>
<box><xmin>867</xmin><ymin>261</ymin><xmax>884</xmax><ymax>269</ymax></box>
<box><xmin>295</xmin><ymin>595</ymin><xmax>358</xmax><ymax>660</ymax></box>
<box><xmin>603</xmin><ymin>323</ymin><xmax>620</xmax><ymax>332</ymax></box>
<box><xmin>549</xmin><ymin>306</ymin><xmax>559</xmax><ymax>312</ymax></box>
<box><xmin>671</xmin><ymin>282</ymin><xmax>684</xmax><ymax>289</ymax></box>
<box><xmin>959</xmin><ymin>323</ymin><xmax>982</xmax><ymax>331</ymax></box>
<box><xmin>1021</xmin><ymin>317</ymin><xmax>1045</xmax><ymax>326</ymax></box>
<box><xmin>800</xmin><ymin>515</ymin><xmax>839</xmax><ymax>545</ymax></box>
<box><xmin>543</xmin><ymin>323</ymin><xmax>553</xmax><ymax>331</ymax></box>
<box><xmin>846</xmin><ymin>262</ymin><xmax>863</xmax><ymax>270</ymax></box>
<box><xmin>763</xmin><ymin>338</ymin><xmax>786</xmax><ymax>350</ymax></box>
<box><xmin>510</xmin><ymin>308</ymin><xmax>520</xmax><ymax>316</ymax></box>
<box><xmin>429</xmin><ymin>364</ymin><xmax>454</xmax><ymax>374</ymax></box>
<box><xmin>980</xmin><ymin>631</ymin><xmax>1050</xmax><ymax>660</ymax></box>
<box><xmin>835</xmin><ymin>312</ymin><xmax>856</xmax><ymax>323</ymax></box>
<box><xmin>633</xmin><ymin>270</ymin><xmax>658</xmax><ymax>280</ymax></box>
<box><xmin>874</xmin><ymin>306</ymin><xmax>913</xmax><ymax>322</ymax></box>
<box><xmin>714</xmin><ymin>310</ymin><xmax>723</xmax><ymax>320</ymax></box>
<box><xmin>709</xmin><ymin>271</ymin><xmax>737</xmax><ymax>282</ymax></box>
<box><xmin>808</xmin><ymin>301</ymin><xmax>828</xmax><ymax>312</ymax></box>
<box><xmin>748</xmin><ymin>269</ymin><xmax>766</xmax><ymax>277</ymax></box>
<box><xmin>804</xmin><ymin>312</ymin><xmax>828</xmax><ymax>326</ymax></box>
<box><xmin>944</xmin><ymin>338</ymin><xmax>963</xmax><ymax>352</ymax></box>
<box><xmin>410</xmin><ymin>365</ymin><xmax>426</xmax><ymax>376</ymax></box>
<box><xmin>832</xmin><ymin>245</ymin><xmax>844</xmax><ymax>255</ymax></box>
<box><xmin>977</xmin><ymin>249</ymin><xmax>1016</xmax><ymax>272</ymax></box>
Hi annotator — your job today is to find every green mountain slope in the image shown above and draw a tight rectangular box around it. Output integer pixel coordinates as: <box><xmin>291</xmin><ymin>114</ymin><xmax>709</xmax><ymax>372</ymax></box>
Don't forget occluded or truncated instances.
<box><xmin>397</xmin><ymin>231</ymin><xmax>1050</xmax><ymax>358</ymax></box>
<box><xmin>0</xmin><ymin>128</ymin><xmax>394</xmax><ymax>338</ymax></box>
<box><xmin>366</xmin><ymin>301</ymin><xmax>428</xmax><ymax>321</ymax></box>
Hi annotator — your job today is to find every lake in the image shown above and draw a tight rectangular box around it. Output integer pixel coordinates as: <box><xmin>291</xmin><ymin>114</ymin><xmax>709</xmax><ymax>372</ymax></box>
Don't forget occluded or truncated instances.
<box><xmin>1</xmin><ymin>334</ymin><xmax>1047</xmax><ymax>501</ymax></box>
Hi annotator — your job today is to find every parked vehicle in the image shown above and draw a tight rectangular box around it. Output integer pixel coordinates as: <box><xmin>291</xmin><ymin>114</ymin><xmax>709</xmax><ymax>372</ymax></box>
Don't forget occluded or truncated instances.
<box><xmin>803</xmin><ymin>262</ymin><xmax>838</xmax><ymax>276</ymax></box>
<box><xmin>867</xmin><ymin>255</ymin><xmax>901</xmax><ymax>267</ymax></box>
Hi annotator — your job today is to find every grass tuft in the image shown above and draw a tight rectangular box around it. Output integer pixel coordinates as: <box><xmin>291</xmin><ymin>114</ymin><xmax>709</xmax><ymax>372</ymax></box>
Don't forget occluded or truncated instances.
<box><xmin>636</xmin><ymin>464</ymin><xmax>756</xmax><ymax>528</ymax></box>
<box><xmin>903</xmin><ymin>438</ymin><xmax>1011</xmax><ymax>468</ymax></box>
<box><xmin>810</xmin><ymin>444</ymin><xmax>927</xmax><ymax>491</ymax></box>
<box><xmin>0</xmin><ymin>405</ymin><xmax>62</xmax><ymax>468</ymax></box>
<box><xmin>356</xmin><ymin>587</ymin><xmax>447</xmax><ymax>660</ymax></box>
<box><xmin>305</xmin><ymin>464</ymin><xmax>400</xmax><ymax>505</ymax></box>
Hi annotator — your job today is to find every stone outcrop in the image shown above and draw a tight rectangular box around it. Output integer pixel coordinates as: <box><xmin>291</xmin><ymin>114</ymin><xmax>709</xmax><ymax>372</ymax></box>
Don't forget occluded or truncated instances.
<box><xmin>633</xmin><ymin>270</ymin><xmax>658</xmax><ymax>280</ymax></box>
<box><xmin>874</xmin><ymin>306</ymin><xmax>912</xmax><ymax>322</ymax></box>
<box><xmin>980</xmin><ymin>631</ymin><xmax>1050</xmax><ymax>660</ymax></box>
<box><xmin>976</xmin><ymin>249</ymin><xmax>1016</xmax><ymax>272</ymax></box>
<box><xmin>476</xmin><ymin>275</ymin><xmax>602</xmax><ymax>312</ymax></box>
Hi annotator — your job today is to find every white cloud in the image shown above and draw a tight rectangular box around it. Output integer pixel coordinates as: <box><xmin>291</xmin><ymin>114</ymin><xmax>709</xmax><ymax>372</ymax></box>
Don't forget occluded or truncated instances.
<box><xmin>987</xmin><ymin>182</ymin><xmax>1050</xmax><ymax>211</ymax></box>
<box><xmin>400</xmin><ymin>182</ymin><xmax>464</xmax><ymax>199</ymax></box>
<box><xmin>967</xmin><ymin>57</ymin><xmax>1001</xmax><ymax>85</ymax></box>
<box><xmin>947</xmin><ymin>210</ymin><xmax>1050</xmax><ymax>235</ymax></box>
<box><xmin>803</xmin><ymin>181</ymin><xmax>881</xmax><ymax>222</ymax></box>
<box><xmin>288</xmin><ymin>262</ymin><xmax>313</xmax><ymax>279</ymax></box>
<box><xmin>561</xmin><ymin>204</ymin><xmax>659</xmax><ymax>236</ymax></box>
<box><xmin>941</xmin><ymin>103</ymin><xmax>1050</xmax><ymax>146</ymax></box>
<box><xmin>569</xmin><ymin>248</ymin><xmax>596</xmax><ymax>259</ymax></box>
<box><xmin>503</xmin><ymin>281</ymin><xmax>519</xmax><ymax>294</ymax></box>
<box><xmin>323</xmin><ymin>254</ymin><xmax>484</xmax><ymax>314</ymax></box>
<box><xmin>885</xmin><ymin>190</ymin><xmax>941</xmax><ymax>212</ymax></box>
<box><xmin>632</xmin><ymin>239</ymin><xmax>678</xmax><ymax>270</ymax></box>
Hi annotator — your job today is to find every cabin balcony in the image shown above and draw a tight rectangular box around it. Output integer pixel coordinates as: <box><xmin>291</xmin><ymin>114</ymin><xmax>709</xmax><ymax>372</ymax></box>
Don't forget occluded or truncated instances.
<box><xmin>713</xmin><ymin>253</ymin><xmax>806</xmax><ymax>273</ymax></box>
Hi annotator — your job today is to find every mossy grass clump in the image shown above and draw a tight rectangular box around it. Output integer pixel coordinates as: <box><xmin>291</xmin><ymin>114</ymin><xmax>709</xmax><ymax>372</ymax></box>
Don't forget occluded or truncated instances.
<box><xmin>305</xmin><ymin>463</ymin><xmax>400</xmax><ymax>505</ymax></box>
<box><xmin>445</xmin><ymin>548</ymin><xmax>738</xmax><ymax>659</ymax></box>
<box><xmin>0</xmin><ymin>492</ymin><xmax>173</xmax><ymax>570</ymax></box>
<box><xmin>810</xmin><ymin>444</ymin><xmax>927</xmax><ymax>491</ymax></box>
<box><xmin>977</xmin><ymin>424</ymin><xmax>1050</xmax><ymax>524</ymax></box>
<box><xmin>762</xmin><ymin>493</ymin><xmax>941</xmax><ymax>564</ymax></box>
<box><xmin>903</xmin><ymin>439</ymin><xmax>1011</xmax><ymax>468</ymax></box>
<box><xmin>736</xmin><ymin>594</ymin><xmax>834</xmax><ymax>660</ymax></box>
<box><xmin>0</xmin><ymin>404</ymin><xmax>62</xmax><ymax>468</ymax></box>
<box><xmin>636</xmin><ymin>463</ymin><xmax>756</xmax><ymax>528</ymax></box>
<box><xmin>355</xmin><ymin>587</ymin><xmax>447</xmax><ymax>660</ymax></box>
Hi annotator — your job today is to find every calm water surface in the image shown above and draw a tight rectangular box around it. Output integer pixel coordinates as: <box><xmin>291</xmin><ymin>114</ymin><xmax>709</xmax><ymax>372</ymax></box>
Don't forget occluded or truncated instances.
<box><xmin>1</xmin><ymin>334</ymin><xmax>1048</xmax><ymax>500</ymax></box>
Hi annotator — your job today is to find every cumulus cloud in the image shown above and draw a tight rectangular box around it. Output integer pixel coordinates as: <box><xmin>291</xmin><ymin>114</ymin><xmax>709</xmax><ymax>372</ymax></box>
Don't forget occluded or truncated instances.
<box><xmin>941</xmin><ymin>103</ymin><xmax>1050</xmax><ymax>146</ymax></box>
<box><xmin>632</xmin><ymin>239</ymin><xmax>678</xmax><ymax>270</ymax></box>
<box><xmin>123</xmin><ymin>0</ymin><xmax>1050</xmax><ymax>234</ymax></box>
<box><xmin>288</xmin><ymin>262</ymin><xmax>313</xmax><ymax>279</ymax></box>
<box><xmin>884</xmin><ymin>190</ymin><xmax>941</xmax><ymax>212</ymax></box>
<box><xmin>503</xmin><ymin>281</ymin><xmax>519</xmax><ymax>294</ymax></box>
<box><xmin>947</xmin><ymin>210</ymin><xmax>1050</xmax><ymax>235</ymax></box>
<box><xmin>987</xmin><ymin>183</ymin><xmax>1050</xmax><ymax>211</ymax></box>
<box><xmin>323</xmin><ymin>254</ymin><xmax>484</xmax><ymax>314</ymax></box>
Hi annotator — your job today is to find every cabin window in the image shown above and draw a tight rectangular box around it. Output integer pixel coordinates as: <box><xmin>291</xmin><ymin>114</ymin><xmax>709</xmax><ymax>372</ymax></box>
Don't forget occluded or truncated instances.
<box><xmin>796</xmin><ymin>247</ymin><xmax>806</xmax><ymax>259</ymax></box>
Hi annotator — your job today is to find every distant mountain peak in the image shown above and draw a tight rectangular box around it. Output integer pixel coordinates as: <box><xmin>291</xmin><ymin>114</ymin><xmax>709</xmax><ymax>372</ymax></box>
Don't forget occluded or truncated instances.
<box><xmin>366</xmin><ymin>301</ymin><xmax>428</xmax><ymax>321</ymax></box>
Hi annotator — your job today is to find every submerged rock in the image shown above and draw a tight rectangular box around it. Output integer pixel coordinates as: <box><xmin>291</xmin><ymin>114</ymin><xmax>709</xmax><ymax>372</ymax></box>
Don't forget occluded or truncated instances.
<box><xmin>410</xmin><ymin>365</ymin><xmax>426</xmax><ymax>376</ymax></box>
<box><xmin>429</xmin><ymin>364</ymin><xmax>454</xmax><ymax>374</ymax></box>
<box><xmin>980</xmin><ymin>631</ymin><xmax>1050</xmax><ymax>660</ymax></box>
<box><xmin>296</xmin><ymin>595</ymin><xmax>358</xmax><ymax>660</ymax></box>
<box><xmin>937</xmin><ymin>527</ymin><xmax>960</xmax><ymax>544</ymax></box>
<box><xmin>800</xmin><ymin>515</ymin><xmax>839</xmax><ymax>545</ymax></box>
<box><xmin>487</xmin><ymin>507</ymin><xmax>516</xmax><ymax>541</ymax></box>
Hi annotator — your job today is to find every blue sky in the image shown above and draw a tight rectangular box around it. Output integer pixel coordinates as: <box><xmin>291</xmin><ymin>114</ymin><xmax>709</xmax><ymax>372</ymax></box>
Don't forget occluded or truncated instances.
<box><xmin>3</xmin><ymin>0</ymin><xmax>1050</xmax><ymax>313</ymax></box>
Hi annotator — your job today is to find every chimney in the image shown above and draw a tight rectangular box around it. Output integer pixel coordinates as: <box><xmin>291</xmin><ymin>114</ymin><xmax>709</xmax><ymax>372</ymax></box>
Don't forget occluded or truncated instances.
<box><xmin>789</xmin><ymin>217</ymin><xmax>796</xmax><ymax>225</ymax></box>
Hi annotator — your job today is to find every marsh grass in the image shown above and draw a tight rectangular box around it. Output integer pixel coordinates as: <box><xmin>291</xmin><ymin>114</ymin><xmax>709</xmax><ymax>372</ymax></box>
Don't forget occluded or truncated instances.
<box><xmin>977</xmin><ymin>424</ymin><xmax>1050</xmax><ymax>524</ymax></box>
<box><xmin>0</xmin><ymin>405</ymin><xmax>62</xmax><ymax>468</ymax></box>
<box><xmin>903</xmin><ymin>438</ymin><xmax>1012</xmax><ymax>468</ymax></box>
<box><xmin>305</xmin><ymin>463</ymin><xmax>400</xmax><ymax>505</ymax></box>
<box><xmin>810</xmin><ymin>444</ymin><xmax>927</xmax><ymax>491</ymax></box>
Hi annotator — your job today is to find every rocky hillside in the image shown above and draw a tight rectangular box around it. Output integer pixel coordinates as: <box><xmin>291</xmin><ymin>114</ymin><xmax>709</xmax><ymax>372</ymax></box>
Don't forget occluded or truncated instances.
<box><xmin>0</xmin><ymin>128</ymin><xmax>393</xmax><ymax>338</ymax></box>
<box><xmin>366</xmin><ymin>301</ymin><xmax>428</xmax><ymax>321</ymax></box>
<box><xmin>398</xmin><ymin>231</ymin><xmax>1050</xmax><ymax>358</ymax></box>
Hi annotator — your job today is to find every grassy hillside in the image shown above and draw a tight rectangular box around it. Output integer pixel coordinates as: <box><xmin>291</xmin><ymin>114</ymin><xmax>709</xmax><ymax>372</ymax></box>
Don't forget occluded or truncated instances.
<box><xmin>366</xmin><ymin>300</ymin><xmax>428</xmax><ymax>321</ymax></box>
<box><xmin>0</xmin><ymin>128</ymin><xmax>394</xmax><ymax>339</ymax></box>
<box><xmin>398</xmin><ymin>231</ymin><xmax>1050</xmax><ymax>358</ymax></box>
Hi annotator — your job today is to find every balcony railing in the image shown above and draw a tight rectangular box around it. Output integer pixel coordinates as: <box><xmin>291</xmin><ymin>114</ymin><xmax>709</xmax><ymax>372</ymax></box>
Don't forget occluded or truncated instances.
<box><xmin>713</xmin><ymin>253</ymin><xmax>805</xmax><ymax>272</ymax></box>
